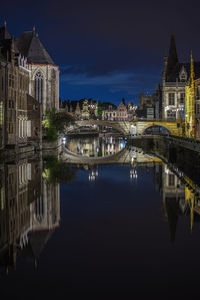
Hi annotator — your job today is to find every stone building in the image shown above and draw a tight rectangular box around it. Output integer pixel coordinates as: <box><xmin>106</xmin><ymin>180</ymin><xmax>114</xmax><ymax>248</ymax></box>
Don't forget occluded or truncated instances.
<box><xmin>0</xmin><ymin>23</ymin><xmax>33</xmax><ymax>149</ymax></box>
<box><xmin>161</xmin><ymin>35</ymin><xmax>200</xmax><ymax>120</ymax></box>
<box><xmin>64</xmin><ymin>99</ymin><xmax>98</xmax><ymax>119</ymax></box>
<box><xmin>27</xmin><ymin>95</ymin><xmax>42</xmax><ymax>146</ymax></box>
<box><xmin>0</xmin><ymin>53</ymin><xmax>6</xmax><ymax>150</ymax></box>
<box><xmin>102</xmin><ymin>100</ymin><xmax>129</xmax><ymax>121</ymax></box>
<box><xmin>185</xmin><ymin>53</ymin><xmax>200</xmax><ymax>138</ymax></box>
<box><xmin>16</xmin><ymin>26</ymin><xmax>59</xmax><ymax>113</ymax></box>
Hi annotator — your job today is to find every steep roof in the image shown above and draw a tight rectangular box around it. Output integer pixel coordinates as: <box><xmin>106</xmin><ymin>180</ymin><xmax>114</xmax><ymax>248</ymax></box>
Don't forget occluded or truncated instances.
<box><xmin>0</xmin><ymin>24</ymin><xmax>11</xmax><ymax>41</ymax></box>
<box><xmin>16</xmin><ymin>30</ymin><xmax>54</xmax><ymax>64</ymax></box>
<box><xmin>166</xmin><ymin>62</ymin><xmax>200</xmax><ymax>82</ymax></box>
<box><xmin>167</xmin><ymin>34</ymin><xmax>179</xmax><ymax>76</ymax></box>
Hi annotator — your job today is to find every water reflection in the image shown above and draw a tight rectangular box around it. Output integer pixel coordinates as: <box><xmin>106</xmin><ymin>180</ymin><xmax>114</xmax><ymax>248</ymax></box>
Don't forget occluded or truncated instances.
<box><xmin>66</xmin><ymin>135</ymin><xmax>125</xmax><ymax>157</ymax></box>
<box><xmin>0</xmin><ymin>147</ymin><xmax>200</xmax><ymax>277</ymax></box>
<box><xmin>0</xmin><ymin>156</ymin><xmax>60</xmax><ymax>273</ymax></box>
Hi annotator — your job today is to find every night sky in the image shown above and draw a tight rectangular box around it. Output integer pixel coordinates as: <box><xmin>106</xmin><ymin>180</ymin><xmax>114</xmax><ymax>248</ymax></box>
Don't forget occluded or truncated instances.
<box><xmin>1</xmin><ymin>0</ymin><xmax>200</xmax><ymax>105</ymax></box>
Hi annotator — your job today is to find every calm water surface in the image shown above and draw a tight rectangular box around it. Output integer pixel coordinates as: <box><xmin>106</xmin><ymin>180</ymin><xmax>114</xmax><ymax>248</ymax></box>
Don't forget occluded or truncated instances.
<box><xmin>1</xmin><ymin>145</ymin><xmax>200</xmax><ymax>297</ymax></box>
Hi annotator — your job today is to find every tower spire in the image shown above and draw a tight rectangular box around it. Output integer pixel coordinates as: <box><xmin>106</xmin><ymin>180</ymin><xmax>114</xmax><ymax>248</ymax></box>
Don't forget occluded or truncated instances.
<box><xmin>167</xmin><ymin>34</ymin><xmax>178</xmax><ymax>75</ymax></box>
<box><xmin>190</xmin><ymin>51</ymin><xmax>195</xmax><ymax>84</ymax></box>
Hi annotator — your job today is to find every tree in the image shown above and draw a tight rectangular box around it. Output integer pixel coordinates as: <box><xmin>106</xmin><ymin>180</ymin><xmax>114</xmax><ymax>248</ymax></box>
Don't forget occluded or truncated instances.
<box><xmin>43</xmin><ymin>108</ymin><xmax>75</xmax><ymax>142</ymax></box>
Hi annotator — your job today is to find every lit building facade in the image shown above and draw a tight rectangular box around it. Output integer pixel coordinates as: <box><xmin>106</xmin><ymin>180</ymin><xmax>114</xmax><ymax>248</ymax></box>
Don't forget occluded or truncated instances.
<box><xmin>160</xmin><ymin>35</ymin><xmax>200</xmax><ymax>121</ymax></box>
<box><xmin>16</xmin><ymin>27</ymin><xmax>59</xmax><ymax>113</ymax></box>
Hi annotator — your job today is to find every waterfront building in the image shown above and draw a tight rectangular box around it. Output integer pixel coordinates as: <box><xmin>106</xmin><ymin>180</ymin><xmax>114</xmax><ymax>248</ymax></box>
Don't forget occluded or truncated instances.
<box><xmin>16</xmin><ymin>26</ymin><xmax>59</xmax><ymax>113</ymax></box>
<box><xmin>185</xmin><ymin>53</ymin><xmax>200</xmax><ymax>138</ymax></box>
<box><xmin>116</xmin><ymin>101</ymin><xmax>128</xmax><ymax>121</ymax></box>
<box><xmin>102</xmin><ymin>100</ymin><xmax>130</xmax><ymax>121</ymax></box>
<box><xmin>0</xmin><ymin>22</ymin><xmax>30</xmax><ymax>148</ymax></box>
<box><xmin>161</xmin><ymin>35</ymin><xmax>200</xmax><ymax>121</ymax></box>
<box><xmin>0</xmin><ymin>52</ymin><xmax>6</xmax><ymax>149</ymax></box>
<box><xmin>102</xmin><ymin>104</ymin><xmax>117</xmax><ymax>120</ymax></box>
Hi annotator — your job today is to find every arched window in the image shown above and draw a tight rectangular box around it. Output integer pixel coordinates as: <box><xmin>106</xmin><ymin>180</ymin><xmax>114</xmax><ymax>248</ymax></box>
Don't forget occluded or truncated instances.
<box><xmin>35</xmin><ymin>196</ymin><xmax>44</xmax><ymax>222</ymax></box>
<box><xmin>34</xmin><ymin>71</ymin><xmax>43</xmax><ymax>103</ymax></box>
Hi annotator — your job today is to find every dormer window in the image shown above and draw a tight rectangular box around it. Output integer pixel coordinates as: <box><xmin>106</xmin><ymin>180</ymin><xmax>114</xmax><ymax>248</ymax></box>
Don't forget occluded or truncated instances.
<box><xmin>179</xmin><ymin>67</ymin><xmax>187</xmax><ymax>82</ymax></box>
<box><xmin>180</xmin><ymin>74</ymin><xmax>186</xmax><ymax>82</ymax></box>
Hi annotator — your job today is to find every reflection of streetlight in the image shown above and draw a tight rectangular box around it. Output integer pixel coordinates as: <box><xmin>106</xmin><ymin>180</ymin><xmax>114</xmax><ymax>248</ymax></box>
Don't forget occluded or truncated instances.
<box><xmin>89</xmin><ymin>168</ymin><xmax>99</xmax><ymax>181</ymax></box>
<box><xmin>130</xmin><ymin>169</ymin><xmax>137</xmax><ymax>180</ymax></box>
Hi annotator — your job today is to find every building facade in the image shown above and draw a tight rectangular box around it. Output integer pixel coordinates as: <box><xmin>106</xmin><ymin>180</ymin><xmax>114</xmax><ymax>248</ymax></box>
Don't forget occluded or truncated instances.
<box><xmin>16</xmin><ymin>27</ymin><xmax>59</xmax><ymax>113</ymax></box>
<box><xmin>161</xmin><ymin>35</ymin><xmax>200</xmax><ymax>121</ymax></box>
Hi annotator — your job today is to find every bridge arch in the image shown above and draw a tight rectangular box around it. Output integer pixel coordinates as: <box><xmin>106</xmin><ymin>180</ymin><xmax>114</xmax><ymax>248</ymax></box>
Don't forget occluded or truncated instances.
<box><xmin>72</xmin><ymin>120</ymin><xmax>129</xmax><ymax>135</ymax></box>
<box><xmin>143</xmin><ymin>124</ymin><xmax>171</xmax><ymax>135</ymax></box>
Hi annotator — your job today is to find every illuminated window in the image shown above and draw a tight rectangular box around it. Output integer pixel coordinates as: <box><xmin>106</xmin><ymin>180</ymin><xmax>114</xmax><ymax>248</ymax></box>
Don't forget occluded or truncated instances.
<box><xmin>167</xmin><ymin>110</ymin><xmax>176</xmax><ymax>119</ymax></box>
<box><xmin>34</xmin><ymin>71</ymin><xmax>43</xmax><ymax>103</ymax></box>
<box><xmin>0</xmin><ymin>102</ymin><xmax>4</xmax><ymax>125</ymax></box>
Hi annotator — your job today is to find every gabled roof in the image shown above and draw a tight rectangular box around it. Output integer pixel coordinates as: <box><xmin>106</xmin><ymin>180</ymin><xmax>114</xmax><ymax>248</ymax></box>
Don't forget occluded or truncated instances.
<box><xmin>16</xmin><ymin>30</ymin><xmax>55</xmax><ymax>65</ymax></box>
<box><xmin>0</xmin><ymin>24</ymin><xmax>11</xmax><ymax>41</ymax></box>
<box><xmin>166</xmin><ymin>34</ymin><xmax>179</xmax><ymax>76</ymax></box>
<box><xmin>166</xmin><ymin>62</ymin><xmax>200</xmax><ymax>82</ymax></box>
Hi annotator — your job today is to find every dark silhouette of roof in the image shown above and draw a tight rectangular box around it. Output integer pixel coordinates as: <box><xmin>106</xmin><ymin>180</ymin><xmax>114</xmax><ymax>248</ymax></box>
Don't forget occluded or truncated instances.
<box><xmin>166</xmin><ymin>62</ymin><xmax>200</xmax><ymax>82</ymax></box>
<box><xmin>16</xmin><ymin>30</ymin><xmax>54</xmax><ymax>64</ymax></box>
<box><xmin>166</xmin><ymin>34</ymin><xmax>179</xmax><ymax>76</ymax></box>
<box><xmin>0</xmin><ymin>23</ymin><xmax>11</xmax><ymax>41</ymax></box>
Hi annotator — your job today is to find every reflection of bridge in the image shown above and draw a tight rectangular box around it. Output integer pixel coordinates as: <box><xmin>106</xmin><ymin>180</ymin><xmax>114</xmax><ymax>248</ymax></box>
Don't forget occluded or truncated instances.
<box><xmin>60</xmin><ymin>146</ymin><xmax>162</xmax><ymax>165</ymax></box>
<box><xmin>72</xmin><ymin>120</ymin><xmax>180</xmax><ymax>136</ymax></box>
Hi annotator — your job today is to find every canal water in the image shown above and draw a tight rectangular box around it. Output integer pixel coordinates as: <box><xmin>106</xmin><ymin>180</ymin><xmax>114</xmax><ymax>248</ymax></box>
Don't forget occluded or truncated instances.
<box><xmin>1</xmin><ymin>137</ymin><xmax>200</xmax><ymax>297</ymax></box>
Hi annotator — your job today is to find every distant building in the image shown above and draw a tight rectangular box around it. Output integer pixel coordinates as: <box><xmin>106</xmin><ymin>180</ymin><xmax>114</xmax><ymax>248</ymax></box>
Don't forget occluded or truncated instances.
<box><xmin>63</xmin><ymin>99</ymin><xmax>98</xmax><ymax>120</ymax></box>
<box><xmin>102</xmin><ymin>100</ymin><xmax>133</xmax><ymax>121</ymax></box>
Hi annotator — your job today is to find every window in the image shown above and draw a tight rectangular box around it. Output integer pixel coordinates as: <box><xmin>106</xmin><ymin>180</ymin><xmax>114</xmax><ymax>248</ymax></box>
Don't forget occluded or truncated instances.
<box><xmin>167</xmin><ymin>110</ymin><xmax>176</xmax><ymax>119</ymax></box>
<box><xmin>34</xmin><ymin>71</ymin><xmax>43</xmax><ymax>103</ymax></box>
<box><xmin>197</xmin><ymin>104</ymin><xmax>200</xmax><ymax>115</ymax></box>
<box><xmin>169</xmin><ymin>174</ymin><xmax>175</xmax><ymax>186</ymax></box>
<box><xmin>8</xmin><ymin>123</ymin><xmax>14</xmax><ymax>134</ymax></box>
<box><xmin>8</xmin><ymin>74</ymin><xmax>14</xmax><ymax>88</ymax></box>
<box><xmin>36</xmin><ymin>196</ymin><xmax>44</xmax><ymax>222</ymax></box>
<box><xmin>168</xmin><ymin>93</ymin><xmax>175</xmax><ymax>105</ymax></box>
<box><xmin>27</xmin><ymin>120</ymin><xmax>31</xmax><ymax>137</ymax></box>
<box><xmin>180</xmin><ymin>74</ymin><xmax>186</xmax><ymax>82</ymax></box>
<box><xmin>0</xmin><ymin>102</ymin><xmax>3</xmax><ymax>125</ymax></box>
<box><xmin>180</xmin><ymin>93</ymin><xmax>185</xmax><ymax>104</ymax></box>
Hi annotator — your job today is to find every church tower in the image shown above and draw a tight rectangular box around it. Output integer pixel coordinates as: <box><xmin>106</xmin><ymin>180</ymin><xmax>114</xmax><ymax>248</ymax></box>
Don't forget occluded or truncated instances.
<box><xmin>166</xmin><ymin>34</ymin><xmax>179</xmax><ymax>76</ymax></box>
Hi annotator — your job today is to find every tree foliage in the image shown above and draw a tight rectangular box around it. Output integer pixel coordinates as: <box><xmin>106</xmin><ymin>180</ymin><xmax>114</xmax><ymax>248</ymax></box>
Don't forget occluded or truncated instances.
<box><xmin>43</xmin><ymin>108</ymin><xmax>75</xmax><ymax>142</ymax></box>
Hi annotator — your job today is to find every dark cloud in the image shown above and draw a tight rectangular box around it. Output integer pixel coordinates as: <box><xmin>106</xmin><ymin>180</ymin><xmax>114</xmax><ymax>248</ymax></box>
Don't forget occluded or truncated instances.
<box><xmin>1</xmin><ymin>0</ymin><xmax>200</xmax><ymax>104</ymax></box>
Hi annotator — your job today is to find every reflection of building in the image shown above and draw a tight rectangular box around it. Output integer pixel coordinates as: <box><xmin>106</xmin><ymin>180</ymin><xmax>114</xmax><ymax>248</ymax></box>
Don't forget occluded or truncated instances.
<box><xmin>154</xmin><ymin>163</ymin><xmax>186</xmax><ymax>242</ymax></box>
<box><xmin>67</xmin><ymin>136</ymin><xmax>125</xmax><ymax>157</ymax></box>
<box><xmin>0</xmin><ymin>156</ymin><xmax>60</xmax><ymax>272</ymax></box>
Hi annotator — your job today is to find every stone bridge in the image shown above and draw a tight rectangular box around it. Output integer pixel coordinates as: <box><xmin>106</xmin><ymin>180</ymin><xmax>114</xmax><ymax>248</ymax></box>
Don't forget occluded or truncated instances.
<box><xmin>68</xmin><ymin>120</ymin><xmax>181</xmax><ymax>136</ymax></box>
